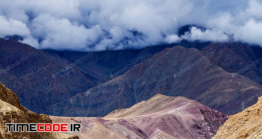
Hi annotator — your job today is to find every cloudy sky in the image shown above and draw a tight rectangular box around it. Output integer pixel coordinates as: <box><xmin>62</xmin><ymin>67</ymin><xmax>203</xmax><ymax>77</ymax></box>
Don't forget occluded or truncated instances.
<box><xmin>0</xmin><ymin>0</ymin><xmax>262</xmax><ymax>51</ymax></box>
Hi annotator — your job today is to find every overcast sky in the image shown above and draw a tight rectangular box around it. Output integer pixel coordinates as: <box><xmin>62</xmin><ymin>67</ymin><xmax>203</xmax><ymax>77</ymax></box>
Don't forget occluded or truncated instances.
<box><xmin>0</xmin><ymin>0</ymin><xmax>262</xmax><ymax>51</ymax></box>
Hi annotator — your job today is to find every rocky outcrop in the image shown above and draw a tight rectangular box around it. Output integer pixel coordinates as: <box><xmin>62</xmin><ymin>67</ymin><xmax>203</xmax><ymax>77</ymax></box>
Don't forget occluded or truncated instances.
<box><xmin>0</xmin><ymin>83</ymin><xmax>79</xmax><ymax>139</ymax></box>
<box><xmin>51</xmin><ymin>94</ymin><xmax>228</xmax><ymax>139</ymax></box>
<box><xmin>213</xmin><ymin>97</ymin><xmax>262</xmax><ymax>139</ymax></box>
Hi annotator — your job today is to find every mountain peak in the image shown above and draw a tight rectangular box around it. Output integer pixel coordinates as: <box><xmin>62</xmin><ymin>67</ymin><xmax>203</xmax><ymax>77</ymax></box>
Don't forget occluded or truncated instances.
<box><xmin>52</xmin><ymin>94</ymin><xmax>228</xmax><ymax>139</ymax></box>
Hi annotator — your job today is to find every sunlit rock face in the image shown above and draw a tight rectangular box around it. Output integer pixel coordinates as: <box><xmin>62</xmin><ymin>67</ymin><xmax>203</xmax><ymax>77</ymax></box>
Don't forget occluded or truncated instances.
<box><xmin>0</xmin><ymin>82</ymin><xmax>79</xmax><ymax>139</ymax></box>
<box><xmin>213</xmin><ymin>97</ymin><xmax>262</xmax><ymax>139</ymax></box>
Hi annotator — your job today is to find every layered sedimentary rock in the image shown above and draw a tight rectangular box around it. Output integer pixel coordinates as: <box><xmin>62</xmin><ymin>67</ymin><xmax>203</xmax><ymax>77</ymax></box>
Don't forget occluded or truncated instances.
<box><xmin>47</xmin><ymin>46</ymin><xmax>262</xmax><ymax>116</ymax></box>
<box><xmin>213</xmin><ymin>97</ymin><xmax>262</xmax><ymax>139</ymax></box>
<box><xmin>51</xmin><ymin>94</ymin><xmax>228</xmax><ymax>139</ymax></box>
<box><xmin>0</xmin><ymin>82</ymin><xmax>78</xmax><ymax>139</ymax></box>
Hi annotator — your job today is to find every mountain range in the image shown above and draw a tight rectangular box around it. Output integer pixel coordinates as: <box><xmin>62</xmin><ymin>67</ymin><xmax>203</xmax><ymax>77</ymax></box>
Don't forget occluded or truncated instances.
<box><xmin>1</xmin><ymin>38</ymin><xmax>262</xmax><ymax>117</ymax></box>
<box><xmin>1</xmin><ymin>38</ymin><xmax>262</xmax><ymax>138</ymax></box>
<box><xmin>45</xmin><ymin>46</ymin><xmax>262</xmax><ymax>116</ymax></box>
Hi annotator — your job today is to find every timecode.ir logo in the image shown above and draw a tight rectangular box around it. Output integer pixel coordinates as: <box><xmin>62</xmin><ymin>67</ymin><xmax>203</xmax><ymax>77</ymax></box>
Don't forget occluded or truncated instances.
<box><xmin>5</xmin><ymin>123</ymin><xmax>81</xmax><ymax>132</ymax></box>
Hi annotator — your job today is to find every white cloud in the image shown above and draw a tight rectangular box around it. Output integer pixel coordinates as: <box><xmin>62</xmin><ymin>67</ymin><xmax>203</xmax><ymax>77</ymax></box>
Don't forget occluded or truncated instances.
<box><xmin>21</xmin><ymin>36</ymin><xmax>40</xmax><ymax>48</ymax></box>
<box><xmin>0</xmin><ymin>0</ymin><xmax>261</xmax><ymax>51</ymax></box>
<box><xmin>30</xmin><ymin>14</ymin><xmax>103</xmax><ymax>50</ymax></box>
<box><xmin>165</xmin><ymin>35</ymin><xmax>181</xmax><ymax>44</ymax></box>
<box><xmin>0</xmin><ymin>16</ymin><xmax>30</xmax><ymax>37</ymax></box>
<box><xmin>234</xmin><ymin>19</ymin><xmax>262</xmax><ymax>45</ymax></box>
<box><xmin>182</xmin><ymin>27</ymin><xmax>229</xmax><ymax>42</ymax></box>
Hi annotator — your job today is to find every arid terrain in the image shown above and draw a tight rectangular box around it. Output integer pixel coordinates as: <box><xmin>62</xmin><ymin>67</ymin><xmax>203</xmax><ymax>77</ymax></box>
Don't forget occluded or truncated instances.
<box><xmin>51</xmin><ymin>94</ymin><xmax>228</xmax><ymax>139</ymax></box>
<box><xmin>213</xmin><ymin>96</ymin><xmax>262</xmax><ymax>139</ymax></box>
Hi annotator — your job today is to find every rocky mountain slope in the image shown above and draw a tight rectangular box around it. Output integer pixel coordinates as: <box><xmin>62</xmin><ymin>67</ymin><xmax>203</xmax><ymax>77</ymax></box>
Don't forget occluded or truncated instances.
<box><xmin>213</xmin><ymin>96</ymin><xmax>262</xmax><ymax>139</ymax></box>
<box><xmin>51</xmin><ymin>94</ymin><xmax>228</xmax><ymax>139</ymax></box>
<box><xmin>0</xmin><ymin>38</ymin><xmax>103</xmax><ymax>114</ymax></box>
<box><xmin>45</xmin><ymin>42</ymin><xmax>262</xmax><ymax>86</ymax></box>
<box><xmin>46</xmin><ymin>46</ymin><xmax>262</xmax><ymax>117</ymax></box>
<box><xmin>201</xmin><ymin>42</ymin><xmax>262</xmax><ymax>85</ymax></box>
<box><xmin>44</xmin><ymin>48</ymin><xmax>155</xmax><ymax>81</ymax></box>
<box><xmin>0</xmin><ymin>82</ymin><xmax>78</xmax><ymax>139</ymax></box>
